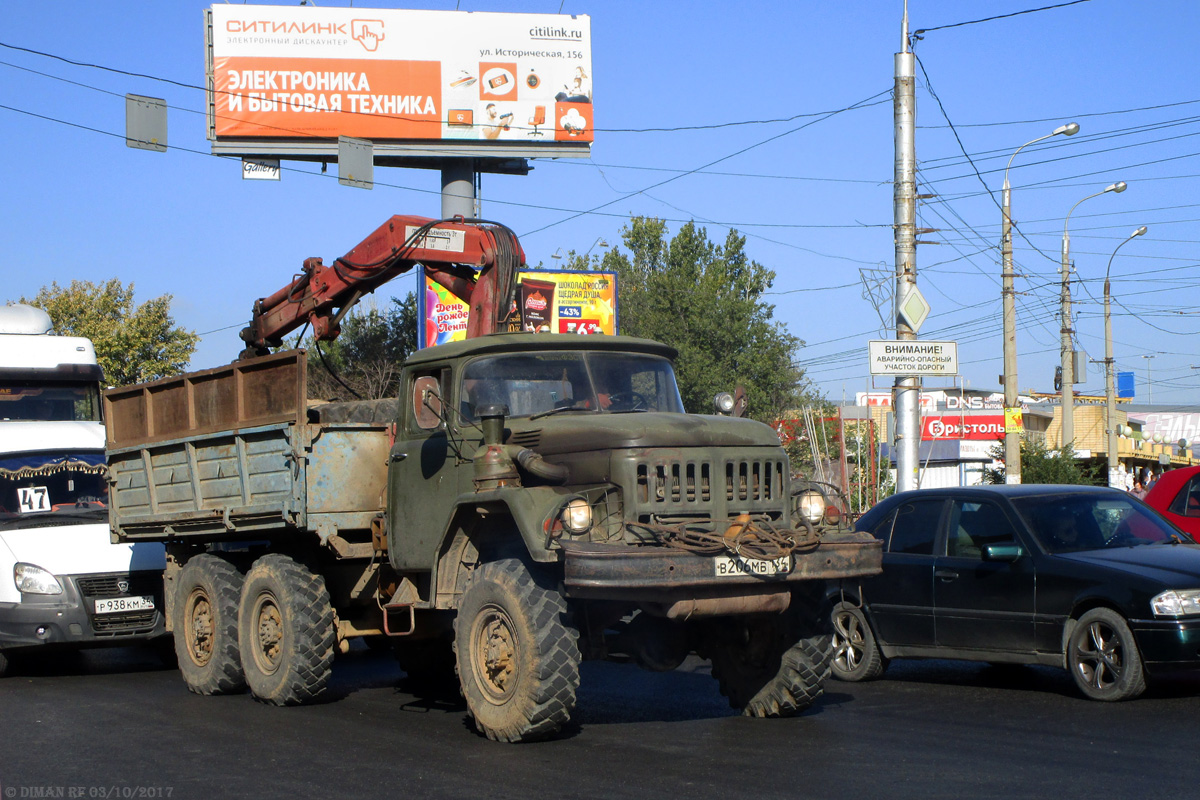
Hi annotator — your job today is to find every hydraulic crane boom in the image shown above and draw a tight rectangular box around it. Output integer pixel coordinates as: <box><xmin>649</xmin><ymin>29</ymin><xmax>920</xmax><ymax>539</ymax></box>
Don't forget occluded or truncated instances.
<box><xmin>239</xmin><ymin>215</ymin><xmax>524</xmax><ymax>357</ymax></box>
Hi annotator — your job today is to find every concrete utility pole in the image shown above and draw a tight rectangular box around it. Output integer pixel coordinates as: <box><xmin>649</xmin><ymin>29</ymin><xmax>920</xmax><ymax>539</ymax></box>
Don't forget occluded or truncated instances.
<box><xmin>1105</xmin><ymin>227</ymin><xmax>1148</xmax><ymax>488</ymax></box>
<box><xmin>1143</xmin><ymin>354</ymin><xmax>1156</xmax><ymax>403</ymax></box>
<box><xmin>1061</xmin><ymin>181</ymin><xmax>1126</xmax><ymax>450</ymax></box>
<box><xmin>893</xmin><ymin>3</ymin><xmax>920</xmax><ymax>492</ymax></box>
<box><xmin>1001</xmin><ymin>123</ymin><xmax>1078</xmax><ymax>484</ymax></box>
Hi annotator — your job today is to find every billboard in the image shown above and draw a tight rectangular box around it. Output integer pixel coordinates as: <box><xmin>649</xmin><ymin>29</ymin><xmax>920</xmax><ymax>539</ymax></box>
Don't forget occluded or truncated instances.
<box><xmin>921</xmin><ymin>415</ymin><xmax>1006</xmax><ymax>441</ymax></box>
<box><xmin>206</xmin><ymin>6</ymin><xmax>592</xmax><ymax>158</ymax></box>
<box><xmin>419</xmin><ymin>270</ymin><xmax>617</xmax><ymax>348</ymax></box>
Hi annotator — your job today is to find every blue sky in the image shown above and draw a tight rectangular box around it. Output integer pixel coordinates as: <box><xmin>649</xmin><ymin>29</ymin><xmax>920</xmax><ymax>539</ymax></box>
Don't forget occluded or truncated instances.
<box><xmin>4</xmin><ymin>1</ymin><xmax>1199</xmax><ymax>404</ymax></box>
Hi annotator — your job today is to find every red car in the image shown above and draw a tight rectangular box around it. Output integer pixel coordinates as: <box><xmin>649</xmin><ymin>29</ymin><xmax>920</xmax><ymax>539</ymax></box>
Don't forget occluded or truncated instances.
<box><xmin>1143</xmin><ymin>465</ymin><xmax>1200</xmax><ymax>542</ymax></box>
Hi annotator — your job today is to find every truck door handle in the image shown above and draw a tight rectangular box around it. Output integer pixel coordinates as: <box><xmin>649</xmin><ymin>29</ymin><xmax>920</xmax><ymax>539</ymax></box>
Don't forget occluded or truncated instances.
<box><xmin>390</xmin><ymin>452</ymin><xmax>407</xmax><ymax>462</ymax></box>
<box><xmin>935</xmin><ymin>569</ymin><xmax>958</xmax><ymax>581</ymax></box>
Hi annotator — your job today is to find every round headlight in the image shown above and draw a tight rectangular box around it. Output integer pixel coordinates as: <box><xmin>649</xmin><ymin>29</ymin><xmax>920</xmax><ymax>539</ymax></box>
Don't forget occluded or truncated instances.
<box><xmin>714</xmin><ymin>392</ymin><xmax>735</xmax><ymax>414</ymax></box>
<box><xmin>796</xmin><ymin>490</ymin><xmax>826</xmax><ymax>525</ymax></box>
<box><xmin>561</xmin><ymin>498</ymin><xmax>593</xmax><ymax>534</ymax></box>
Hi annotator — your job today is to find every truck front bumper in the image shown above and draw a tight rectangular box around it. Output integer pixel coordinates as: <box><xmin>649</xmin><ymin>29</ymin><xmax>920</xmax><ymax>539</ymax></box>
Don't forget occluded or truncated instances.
<box><xmin>559</xmin><ymin>531</ymin><xmax>882</xmax><ymax>616</ymax></box>
<box><xmin>0</xmin><ymin>571</ymin><xmax>167</xmax><ymax>654</ymax></box>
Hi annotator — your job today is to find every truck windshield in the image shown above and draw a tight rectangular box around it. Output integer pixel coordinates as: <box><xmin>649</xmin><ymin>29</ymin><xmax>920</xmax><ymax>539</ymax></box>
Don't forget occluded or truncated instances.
<box><xmin>0</xmin><ymin>452</ymin><xmax>108</xmax><ymax>530</ymax></box>
<box><xmin>460</xmin><ymin>351</ymin><xmax>685</xmax><ymax>420</ymax></box>
<box><xmin>0</xmin><ymin>381</ymin><xmax>102</xmax><ymax>422</ymax></box>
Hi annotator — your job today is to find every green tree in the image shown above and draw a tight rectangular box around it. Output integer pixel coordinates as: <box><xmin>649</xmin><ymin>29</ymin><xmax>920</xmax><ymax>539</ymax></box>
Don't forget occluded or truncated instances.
<box><xmin>983</xmin><ymin>434</ymin><xmax>1101</xmax><ymax>485</ymax></box>
<box><xmin>23</xmin><ymin>279</ymin><xmax>198</xmax><ymax>386</ymax></box>
<box><xmin>302</xmin><ymin>294</ymin><xmax>418</xmax><ymax>400</ymax></box>
<box><xmin>580</xmin><ymin>217</ymin><xmax>811</xmax><ymax>422</ymax></box>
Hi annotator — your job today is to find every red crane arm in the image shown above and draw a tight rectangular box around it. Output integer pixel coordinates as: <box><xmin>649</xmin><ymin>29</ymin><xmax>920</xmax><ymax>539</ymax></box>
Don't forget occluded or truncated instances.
<box><xmin>239</xmin><ymin>215</ymin><xmax>524</xmax><ymax>356</ymax></box>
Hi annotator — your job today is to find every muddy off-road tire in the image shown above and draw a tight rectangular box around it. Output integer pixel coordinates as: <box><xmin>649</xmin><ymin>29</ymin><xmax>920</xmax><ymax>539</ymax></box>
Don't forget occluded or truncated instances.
<box><xmin>454</xmin><ymin>558</ymin><xmax>580</xmax><ymax>743</ymax></box>
<box><xmin>174</xmin><ymin>554</ymin><xmax>246</xmax><ymax>696</ymax></box>
<box><xmin>702</xmin><ymin>592</ymin><xmax>834</xmax><ymax>717</ymax></box>
<box><xmin>238</xmin><ymin>554</ymin><xmax>336</xmax><ymax>706</ymax></box>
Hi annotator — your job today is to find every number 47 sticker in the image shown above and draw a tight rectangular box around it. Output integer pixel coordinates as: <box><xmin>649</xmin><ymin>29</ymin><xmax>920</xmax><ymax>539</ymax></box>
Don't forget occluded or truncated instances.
<box><xmin>18</xmin><ymin>486</ymin><xmax>50</xmax><ymax>513</ymax></box>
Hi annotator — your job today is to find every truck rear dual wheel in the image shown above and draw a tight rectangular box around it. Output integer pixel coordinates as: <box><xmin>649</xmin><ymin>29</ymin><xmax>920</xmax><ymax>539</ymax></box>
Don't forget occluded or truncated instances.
<box><xmin>454</xmin><ymin>558</ymin><xmax>581</xmax><ymax>742</ymax></box>
<box><xmin>702</xmin><ymin>593</ymin><xmax>834</xmax><ymax>717</ymax></box>
<box><xmin>173</xmin><ymin>554</ymin><xmax>247</xmax><ymax>696</ymax></box>
<box><xmin>237</xmin><ymin>554</ymin><xmax>336</xmax><ymax>706</ymax></box>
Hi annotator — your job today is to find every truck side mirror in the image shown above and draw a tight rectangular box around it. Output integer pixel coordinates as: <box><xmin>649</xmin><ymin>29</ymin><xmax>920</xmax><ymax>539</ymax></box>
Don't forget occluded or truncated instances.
<box><xmin>413</xmin><ymin>376</ymin><xmax>443</xmax><ymax>430</ymax></box>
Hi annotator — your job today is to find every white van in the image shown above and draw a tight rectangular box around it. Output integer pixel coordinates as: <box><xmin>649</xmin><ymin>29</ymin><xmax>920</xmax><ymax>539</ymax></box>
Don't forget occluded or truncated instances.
<box><xmin>0</xmin><ymin>304</ymin><xmax>166</xmax><ymax>676</ymax></box>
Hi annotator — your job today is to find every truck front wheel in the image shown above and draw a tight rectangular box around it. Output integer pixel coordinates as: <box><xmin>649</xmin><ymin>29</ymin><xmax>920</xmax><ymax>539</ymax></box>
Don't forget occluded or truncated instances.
<box><xmin>701</xmin><ymin>593</ymin><xmax>834</xmax><ymax>717</ymax></box>
<box><xmin>454</xmin><ymin>558</ymin><xmax>580</xmax><ymax>742</ymax></box>
<box><xmin>174</xmin><ymin>554</ymin><xmax>246</xmax><ymax>695</ymax></box>
<box><xmin>237</xmin><ymin>554</ymin><xmax>336</xmax><ymax>706</ymax></box>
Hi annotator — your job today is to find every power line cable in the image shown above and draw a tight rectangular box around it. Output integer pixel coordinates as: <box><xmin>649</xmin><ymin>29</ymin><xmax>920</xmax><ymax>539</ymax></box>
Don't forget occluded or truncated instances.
<box><xmin>518</xmin><ymin>89</ymin><xmax>892</xmax><ymax>238</ymax></box>
<box><xmin>911</xmin><ymin>0</ymin><xmax>1093</xmax><ymax>37</ymax></box>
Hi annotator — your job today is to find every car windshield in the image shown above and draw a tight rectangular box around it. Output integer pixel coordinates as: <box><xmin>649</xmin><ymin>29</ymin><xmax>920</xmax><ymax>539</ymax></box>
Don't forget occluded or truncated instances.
<box><xmin>459</xmin><ymin>351</ymin><xmax>685</xmax><ymax>420</ymax></box>
<box><xmin>1013</xmin><ymin>493</ymin><xmax>1184</xmax><ymax>553</ymax></box>
<box><xmin>0</xmin><ymin>380</ymin><xmax>102</xmax><ymax>422</ymax></box>
<box><xmin>0</xmin><ymin>452</ymin><xmax>108</xmax><ymax>530</ymax></box>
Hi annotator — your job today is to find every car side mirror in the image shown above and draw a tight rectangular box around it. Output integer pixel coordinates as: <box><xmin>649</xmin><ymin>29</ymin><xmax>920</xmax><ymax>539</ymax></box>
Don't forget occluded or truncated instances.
<box><xmin>982</xmin><ymin>543</ymin><xmax>1023</xmax><ymax>563</ymax></box>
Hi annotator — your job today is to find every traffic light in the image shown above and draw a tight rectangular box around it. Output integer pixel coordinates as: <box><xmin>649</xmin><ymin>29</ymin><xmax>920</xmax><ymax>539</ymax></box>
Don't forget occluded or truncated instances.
<box><xmin>1054</xmin><ymin>366</ymin><xmax>1063</xmax><ymax>392</ymax></box>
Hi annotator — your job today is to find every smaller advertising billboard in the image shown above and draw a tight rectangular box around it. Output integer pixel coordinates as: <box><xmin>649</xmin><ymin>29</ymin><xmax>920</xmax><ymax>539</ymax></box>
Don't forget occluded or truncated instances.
<box><xmin>921</xmin><ymin>415</ymin><xmax>1006</xmax><ymax>441</ymax></box>
<box><xmin>418</xmin><ymin>270</ymin><xmax>617</xmax><ymax>348</ymax></box>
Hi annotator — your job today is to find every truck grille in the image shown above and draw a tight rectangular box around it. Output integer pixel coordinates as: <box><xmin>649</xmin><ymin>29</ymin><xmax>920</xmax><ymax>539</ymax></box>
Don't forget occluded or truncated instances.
<box><xmin>726</xmin><ymin>459</ymin><xmax>784</xmax><ymax>502</ymax></box>
<box><xmin>623</xmin><ymin>451</ymin><xmax>787</xmax><ymax>526</ymax></box>
<box><xmin>637</xmin><ymin>461</ymin><xmax>712</xmax><ymax>504</ymax></box>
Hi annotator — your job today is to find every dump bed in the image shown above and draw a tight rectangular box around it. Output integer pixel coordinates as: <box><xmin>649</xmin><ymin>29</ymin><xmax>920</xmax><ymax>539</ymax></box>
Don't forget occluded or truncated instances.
<box><xmin>104</xmin><ymin>351</ymin><xmax>392</xmax><ymax>548</ymax></box>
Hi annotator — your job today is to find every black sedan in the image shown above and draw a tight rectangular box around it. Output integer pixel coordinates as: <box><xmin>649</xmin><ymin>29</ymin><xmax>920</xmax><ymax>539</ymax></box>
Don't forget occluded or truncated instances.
<box><xmin>829</xmin><ymin>485</ymin><xmax>1200</xmax><ymax>701</ymax></box>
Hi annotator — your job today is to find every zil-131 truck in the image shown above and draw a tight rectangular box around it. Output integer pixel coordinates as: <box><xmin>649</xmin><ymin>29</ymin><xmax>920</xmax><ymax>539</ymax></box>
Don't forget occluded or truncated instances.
<box><xmin>103</xmin><ymin>216</ymin><xmax>881</xmax><ymax>741</ymax></box>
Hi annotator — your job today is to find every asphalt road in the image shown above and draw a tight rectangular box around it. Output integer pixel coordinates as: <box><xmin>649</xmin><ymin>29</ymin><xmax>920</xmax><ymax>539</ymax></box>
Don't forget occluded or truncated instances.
<box><xmin>2</xmin><ymin>645</ymin><xmax>1199</xmax><ymax>800</ymax></box>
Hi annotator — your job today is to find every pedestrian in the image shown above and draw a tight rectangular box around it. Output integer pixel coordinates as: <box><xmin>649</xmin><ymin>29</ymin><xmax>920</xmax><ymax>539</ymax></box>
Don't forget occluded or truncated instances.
<box><xmin>1131</xmin><ymin>479</ymin><xmax>1146</xmax><ymax>499</ymax></box>
<box><xmin>1145</xmin><ymin>470</ymin><xmax>1158</xmax><ymax>492</ymax></box>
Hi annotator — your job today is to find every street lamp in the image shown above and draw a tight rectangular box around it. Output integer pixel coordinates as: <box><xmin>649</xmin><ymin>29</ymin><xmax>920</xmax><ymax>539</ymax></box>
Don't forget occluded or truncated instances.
<box><xmin>1060</xmin><ymin>180</ymin><xmax>1126</xmax><ymax>451</ymax></box>
<box><xmin>1000</xmin><ymin>121</ymin><xmax>1078</xmax><ymax>484</ymax></box>
<box><xmin>585</xmin><ymin>237</ymin><xmax>610</xmax><ymax>258</ymax></box>
<box><xmin>1104</xmin><ymin>225</ymin><xmax>1147</xmax><ymax>488</ymax></box>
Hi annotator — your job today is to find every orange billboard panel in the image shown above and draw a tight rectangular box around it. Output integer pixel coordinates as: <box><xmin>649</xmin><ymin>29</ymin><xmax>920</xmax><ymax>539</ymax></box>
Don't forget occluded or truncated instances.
<box><xmin>213</xmin><ymin>56</ymin><xmax>441</xmax><ymax>139</ymax></box>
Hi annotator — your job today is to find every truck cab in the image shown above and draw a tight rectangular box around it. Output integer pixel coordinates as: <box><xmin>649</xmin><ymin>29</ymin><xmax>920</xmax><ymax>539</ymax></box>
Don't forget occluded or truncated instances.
<box><xmin>0</xmin><ymin>305</ymin><xmax>167</xmax><ymax>675</ymax></box>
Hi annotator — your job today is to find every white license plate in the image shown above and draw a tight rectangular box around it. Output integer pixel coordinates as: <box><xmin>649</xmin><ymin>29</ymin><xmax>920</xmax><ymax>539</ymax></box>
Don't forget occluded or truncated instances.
<box><xmin>713</xmin><ymin>554</ymin><xmax>793</xmax><ymax>577</ymax></box>
<box><xmin>94</xmin><ymin>595</ymin><xmax>156</xmax><ymax>614</ymax></box>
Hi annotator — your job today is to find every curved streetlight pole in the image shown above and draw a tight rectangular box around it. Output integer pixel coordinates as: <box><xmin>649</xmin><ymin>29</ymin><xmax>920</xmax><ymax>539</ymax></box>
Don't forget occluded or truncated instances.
<box><xmin>1061</xmin><ymin>180</ymin><xmax>1127</xmax><ymax>451</ymax></box>
<box><xmin>584</xmin><ymin>237</ymin><xmax>609</xmax><ymax>258</ymax></box>
<box><xmin>1000</xmin><ymin>122</ymin><xmax>1078</xmax><ymax>484</ymax></box>
<box><xmin>1104</xmin><ymin>226</ymin><xmax>1148</xmax><ymax>487</ymax></box>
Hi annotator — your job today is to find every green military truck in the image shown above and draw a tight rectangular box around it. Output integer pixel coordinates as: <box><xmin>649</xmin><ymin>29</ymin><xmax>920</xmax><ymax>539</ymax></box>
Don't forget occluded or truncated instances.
<box><xmin>105</xmin><ymin>333</ymin><xmax>880</xmax><ymax>741</ymax></box>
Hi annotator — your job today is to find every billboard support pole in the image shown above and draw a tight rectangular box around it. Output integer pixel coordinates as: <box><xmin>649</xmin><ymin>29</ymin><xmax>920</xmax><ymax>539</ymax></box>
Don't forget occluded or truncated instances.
<box><xmin>441</xmin><ymin>159</ymin><xmax>478</xmax><ymax>219</ymax></box>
